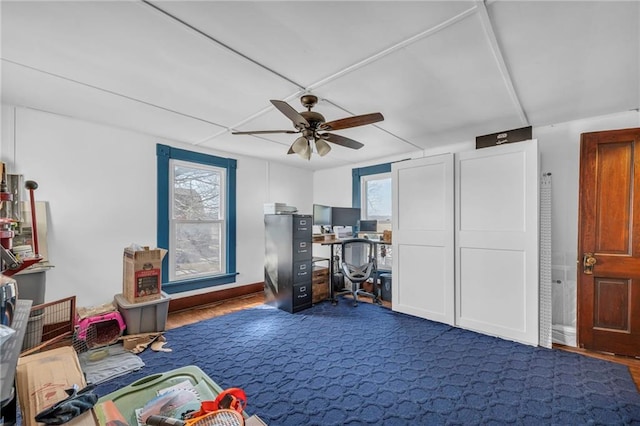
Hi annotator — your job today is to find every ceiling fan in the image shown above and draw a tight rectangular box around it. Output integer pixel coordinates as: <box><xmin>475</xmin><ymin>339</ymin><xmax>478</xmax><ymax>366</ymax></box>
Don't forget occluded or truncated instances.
<box><xmin>232</xmin><ymin>94</ymin><xmax>384</xmax><ymax>160</ymax></box>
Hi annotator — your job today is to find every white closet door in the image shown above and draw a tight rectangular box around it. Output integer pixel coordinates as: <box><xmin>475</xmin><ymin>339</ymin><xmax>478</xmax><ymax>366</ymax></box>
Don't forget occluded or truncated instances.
<box><xmin>392</xmin><ymin>153</ymin><xmax>454</xmax><ymax>325</ymax></box>
<box><xmin>455</xmin><ymin>140</ymin><xmax>539</xmax><ymax>345</ymax></box>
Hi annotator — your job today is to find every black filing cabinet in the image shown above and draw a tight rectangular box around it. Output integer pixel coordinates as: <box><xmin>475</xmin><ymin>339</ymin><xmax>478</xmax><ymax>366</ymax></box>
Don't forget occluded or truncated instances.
<box><xmin>264</xmin><ymin>214</ymin><xmax>313</xmax><ymax>313</ymax></box>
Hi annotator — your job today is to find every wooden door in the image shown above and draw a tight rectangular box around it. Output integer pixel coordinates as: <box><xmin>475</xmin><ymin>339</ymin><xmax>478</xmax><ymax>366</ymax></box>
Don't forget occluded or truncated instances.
<box><xmin>578</xmin><ymin>127</ymin><xmax>640</xmax><ymax>356</ymax></box>
<box><xmin>392</xmin><ymin>153</ymin><xmax>455</xmax><ymax>325</ymax></box>
<box><xmin>455</xmin><ymin>140</ymin><xmax>539</xmax><ymax>346</ymax></box>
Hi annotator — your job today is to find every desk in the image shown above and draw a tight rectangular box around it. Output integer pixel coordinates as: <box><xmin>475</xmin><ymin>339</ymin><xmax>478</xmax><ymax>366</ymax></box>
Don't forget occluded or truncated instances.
<box><xmin>317</xmin><ymin>238</ymin><xmax>392</xmax><ymax>302</ymax></box>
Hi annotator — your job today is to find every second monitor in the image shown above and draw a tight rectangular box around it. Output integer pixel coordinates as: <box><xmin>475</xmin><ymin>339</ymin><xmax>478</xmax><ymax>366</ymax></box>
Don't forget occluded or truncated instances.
<box><xmin>358</xmin><ymin>219</ymin><xmax>378</xmax><ymax>232</ymax></box>
<box><xmin>331</xmin><ymin>207</ymin><xmax>361</xmax><ymax>227</ymax></box>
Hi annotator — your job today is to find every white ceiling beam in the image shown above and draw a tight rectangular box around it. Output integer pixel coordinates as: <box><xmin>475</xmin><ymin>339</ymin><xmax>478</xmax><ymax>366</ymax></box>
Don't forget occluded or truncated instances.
<box><xmin>140</xmin><ymin>0</ymin><xmax>306</xmax><ymax>92</ymax></box>
<box><xmin>304</xmin><ymin>5</ymin><xmax>480</xmax><ymax>153</ymax></box>
<box><xmin>2</xmin><ymin>58</ymin><xmax>223</xmax><ymax>127</ymax></box>
<box><xmin>476</xmin><ymin>0</ymin><xmax>529</xmax><ymax>126</ymax></box>
<box><xmin>306</xmin><ymin>5</ymin><xmax>479</xmax><ymax>93</ymax></box>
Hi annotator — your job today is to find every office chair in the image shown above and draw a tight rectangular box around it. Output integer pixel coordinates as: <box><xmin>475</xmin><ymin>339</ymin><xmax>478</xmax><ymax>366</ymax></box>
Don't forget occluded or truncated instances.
<box><xmin>338</xmin><ymin>238</ymin><xmax>380</xmax><ymax>307</ymax></box>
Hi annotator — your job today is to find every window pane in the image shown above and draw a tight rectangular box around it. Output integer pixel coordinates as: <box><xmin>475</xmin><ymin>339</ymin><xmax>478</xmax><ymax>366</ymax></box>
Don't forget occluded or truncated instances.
<box><xmin>174</xmin><ymin>222</ymin><xmax>222</xmax><ymax>278</ymax></box>
<box><xmin>159</xmin><ymin>144</ymin><xmax>236</xmax><ymax>291</ymax></box>
<box><xmin>173</xmin><ymin>164</ymin><xmax>222</xmax><ymax>221</ymax></box>
<box><xmin>365</xmin><ymin>177</ymin><xmax>392</xmax><ymax>221</ymax></box>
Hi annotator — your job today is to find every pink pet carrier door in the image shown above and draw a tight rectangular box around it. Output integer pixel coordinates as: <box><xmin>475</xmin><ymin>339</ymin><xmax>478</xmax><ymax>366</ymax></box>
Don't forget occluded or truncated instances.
<box><xmin>76</xmin><ymin>311</ymin><xmax>126</xmax><ymax>348</ymax></box>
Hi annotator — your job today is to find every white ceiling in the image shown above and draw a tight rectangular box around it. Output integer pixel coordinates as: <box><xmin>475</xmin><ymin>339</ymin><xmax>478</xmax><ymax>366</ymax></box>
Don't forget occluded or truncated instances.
<box><xmin>2</xmin><ymin>1</ymin><xmax>639</xmax><ymax>170</ymax></box>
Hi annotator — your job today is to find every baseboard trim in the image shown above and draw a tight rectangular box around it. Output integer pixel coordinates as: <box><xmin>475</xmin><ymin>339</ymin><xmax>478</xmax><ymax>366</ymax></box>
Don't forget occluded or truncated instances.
<box><xmin>552</xmin><ymin>324</ymin><xmax>577</xmax><ymax>347</ymax></box>
<box><xmin>168</xmin><ymin>282</ymin><xmax>264</xmax><ymax>313</ymax></box>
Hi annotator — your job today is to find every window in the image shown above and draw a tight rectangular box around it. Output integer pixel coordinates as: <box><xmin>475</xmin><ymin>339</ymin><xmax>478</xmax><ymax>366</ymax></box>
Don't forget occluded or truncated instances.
<box><xmin>157</xmin><ymin>144</ymin><xmax>237</xmax><ymax>294</ymax></box>
<box><xmin>352</xmin><ymin>163</ymin><xmax>392</xmax><ymax>221</ymax></box>
<box><xmin>361</xmin><ymin>172</ymin><xmax>392</xmax><ymax>223</ymax></box>
<box><xmin>171</xmin><ymin>160</ymin><xmax>225</xmax><ymax>280</ymax></box>
<box><xmin>352</xmin><ymin>162</ymin><xmax>393</xmax><ymax>270</ymax></box>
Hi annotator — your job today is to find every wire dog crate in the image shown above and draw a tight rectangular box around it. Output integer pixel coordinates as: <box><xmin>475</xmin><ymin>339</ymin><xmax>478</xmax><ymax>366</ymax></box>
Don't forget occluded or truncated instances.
<box><xmin>21</xmin><ymin>296</ymin><xmax>76</xmax><ymax>354</ymax></box>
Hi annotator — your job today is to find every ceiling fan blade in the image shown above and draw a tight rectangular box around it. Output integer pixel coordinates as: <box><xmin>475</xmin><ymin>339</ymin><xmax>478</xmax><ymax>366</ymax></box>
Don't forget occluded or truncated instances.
<box><xmin>321</xmin><ymin>112</ymin><xmax>384</xmax><ymax>131</ymax></box>
<box><xmin>315</xmin><ymin>139</ymin><xmax>331</xmax><ymax>157</ymax></box>
<box><xmin>232</xmin><ymin>129</ymin><xmax>299</xmax><ymax>135</ymax></box>
<box><xmin>271</xmin><ymin>100</ymin><xmax>310</xmax><ymax>129</ymax></box>
<box><xmin>319</xmin><ymin>133</ymin><xmax>364</xmax><ymax>150</ymax></box>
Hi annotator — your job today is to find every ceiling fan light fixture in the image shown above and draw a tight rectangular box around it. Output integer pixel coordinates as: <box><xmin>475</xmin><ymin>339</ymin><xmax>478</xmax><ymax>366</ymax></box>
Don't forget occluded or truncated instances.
<box><xmin>291</xmin><ymin>136</ymin><xmax>311</xmax><ymax>160</ymax></box>
<box><xmin>235</xmin><ymin>95</ymin><xmax>384</xmax><ymax>160</ymax></box>
<box><xmin>315</xmin><ymin>139</ymin><xmax>331</xmax><ymax>156</ymax></box>
<box><xmin>302</xmin><ymin>146</ymin><xmax>312</xmax><ymax>160</ymax></box>
<box><xmin>291</xmin><ymin>136</ymin><xmax>308</xmax><ymax>153</ymax></box>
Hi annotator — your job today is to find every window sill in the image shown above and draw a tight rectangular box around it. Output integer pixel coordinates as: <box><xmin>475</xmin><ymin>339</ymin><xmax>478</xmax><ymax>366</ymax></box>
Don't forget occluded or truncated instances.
<box><xmin>162</xmin><ymin>272</ymin><xmax>238</xmax><ymax>294</ymax></box>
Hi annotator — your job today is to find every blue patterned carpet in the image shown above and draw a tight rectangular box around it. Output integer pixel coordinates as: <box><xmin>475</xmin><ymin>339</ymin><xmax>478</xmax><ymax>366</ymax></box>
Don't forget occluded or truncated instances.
<box><xmin>94</xmin><ymin>299</ymin><xmax>640</xmax><ymax>425</ymax></box>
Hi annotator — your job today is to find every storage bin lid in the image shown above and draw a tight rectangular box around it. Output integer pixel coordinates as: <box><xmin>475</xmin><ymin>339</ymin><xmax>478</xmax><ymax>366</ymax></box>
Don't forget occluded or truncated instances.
<box><xmin>114</xmin><ymin>291</ymin><xmax>170</xmax><ymax>308</ymax></box>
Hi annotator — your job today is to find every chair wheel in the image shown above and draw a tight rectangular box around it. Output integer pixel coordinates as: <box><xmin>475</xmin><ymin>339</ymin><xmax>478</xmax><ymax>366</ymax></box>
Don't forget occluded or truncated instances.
<box><xmin>353</xmin><ymin>302</ymin><xmax>358</xmax><ymax>307</ymax></box>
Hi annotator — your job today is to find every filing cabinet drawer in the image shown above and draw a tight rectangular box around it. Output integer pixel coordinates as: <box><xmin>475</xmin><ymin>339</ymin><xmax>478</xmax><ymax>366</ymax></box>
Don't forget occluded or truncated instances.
<box><xmin>264</xmin><ymin>214</ymin><xmax>313</xmax><ymax>314</ymax></box>
<box><xmin>293</xmin><ymin>260</ymin><xmax>312</xmax><ymax>283</ymax></box>
<box><xmin>292</xmin><ymin>239</ymin><xmax>312</xmax><ymax>261</ymax></box>
<box><xmin>312</xmin><ymin>266</ymin><xmax>329</xmax><ymax>282</ymax></box>
<box><xmin>312</xmin><ymin>266</ymin><xmax>329</xmax><ymax>304</ymax></box>
<box><xmin>293</xmin><ymin>216</ymin><xmax>312</xmax><ymax>238</ymax></box>
<box><xmin>293</xmin><ymin>283</ymin><xmax>312</xmax><ymax>307</ymax></box>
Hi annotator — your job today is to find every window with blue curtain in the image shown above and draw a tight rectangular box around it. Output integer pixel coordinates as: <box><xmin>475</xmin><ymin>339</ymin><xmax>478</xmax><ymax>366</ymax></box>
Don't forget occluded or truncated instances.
<box><xmin>157</xmin><ymin>144</ymin><xmax>237</xmax><ymax>294</ymax></box>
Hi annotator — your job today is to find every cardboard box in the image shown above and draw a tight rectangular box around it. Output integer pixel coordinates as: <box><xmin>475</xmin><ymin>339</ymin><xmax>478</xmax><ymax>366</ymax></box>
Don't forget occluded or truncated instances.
<box><xmin>17</xmin><ymin>346</ymin><xmax>97</xmax><ymax>426</ymax></box>
<box><xmin>246</xmin><ymin>414</ymin><xmax>268</xmax><ymax>426</ymax></box>
<box><xmin>122</xmin><ymin>247</ymin><xmax>167</xmax><ymax>304</ymax></box>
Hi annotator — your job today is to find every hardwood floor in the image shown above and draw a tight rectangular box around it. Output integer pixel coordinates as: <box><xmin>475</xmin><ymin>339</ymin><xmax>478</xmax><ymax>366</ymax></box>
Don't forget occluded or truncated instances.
<box><xmin>553</xmin><ymin>344</ymin><xmax>640</xmax><ymax>392</ymax></box>
<box><xmin>167</xmin><ymin>293</ymin><xmax>640</xmax><ymax>392</ymax></box>
<box><xmin>166</xmin><ymin>292</ymin><xmax>266</xmax><ymax>330</ymax></box>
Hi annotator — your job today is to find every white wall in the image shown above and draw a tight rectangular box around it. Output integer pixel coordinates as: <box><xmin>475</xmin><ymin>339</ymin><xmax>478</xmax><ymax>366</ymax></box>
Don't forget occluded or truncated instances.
<box><xmin>314</xmin><ymin>111</ymin><xmax>640</xmax><ymax>332</ymax></box>
<box><xmin>536</xmin><ymin>110</ymin><xmax>640</xmax><ymax>327</ymax></box>
<box><xmin>1</xmin><ymin>106</ymin><xmax>313</xmax><ymax>307</ymax></box>
<box><xmin>3</xmin><ymin>104</ymin><xmax>638</xmax><ymax>318</ymax></box>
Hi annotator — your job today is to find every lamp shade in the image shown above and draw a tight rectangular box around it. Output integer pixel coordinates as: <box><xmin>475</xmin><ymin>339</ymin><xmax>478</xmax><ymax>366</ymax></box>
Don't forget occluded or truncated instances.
<box><xmin>315</xmin><ymin>139</ymin><xmax>331</xmax><ymax>156</ymax></box>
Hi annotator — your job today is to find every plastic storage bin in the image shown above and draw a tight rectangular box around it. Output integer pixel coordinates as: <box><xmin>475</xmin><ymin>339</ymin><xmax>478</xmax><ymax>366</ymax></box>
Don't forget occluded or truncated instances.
<box><xmin>95</xmin><ymin>365</ymin><xmax>224</xmax><ymax>425</ymax></box>
<box><xmin>114</xmin><ymin>291</ymin><xmax>170</xmax><ymax>334</ymax></box>
<box><xmin>14</xmin><ymin>268</ymin><xmax>47</xmax><ymax>305</ymax></box>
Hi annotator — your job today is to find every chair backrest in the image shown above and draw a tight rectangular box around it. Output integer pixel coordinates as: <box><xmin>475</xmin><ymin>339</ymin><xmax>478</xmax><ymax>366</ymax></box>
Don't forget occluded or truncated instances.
<box><xmin>340</xmin><ymin>239</ymin><xmax>376</xmax><ymax>283</ymax></box>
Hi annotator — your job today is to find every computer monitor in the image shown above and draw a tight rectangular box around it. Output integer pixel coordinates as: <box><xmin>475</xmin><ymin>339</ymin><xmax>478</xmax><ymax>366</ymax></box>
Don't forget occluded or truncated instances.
<box><xmin>313</xmin><ymin>204</ymin><xmax>332</xmax><ymax>226</ymax></box>
<box><xmin>358</xmin><ymin>219</ymin><xmax>377</xmax><ymax>232</ymax></box>
<box><xmin>331</xmin><ymin>207</ymin><xmax>361</xmax><ymax>227</ymax></box>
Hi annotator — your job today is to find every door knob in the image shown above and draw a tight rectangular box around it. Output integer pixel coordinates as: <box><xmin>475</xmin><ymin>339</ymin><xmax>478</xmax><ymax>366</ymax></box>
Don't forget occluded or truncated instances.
<box><xmin>583</xmin><ymin>252</ymin><xmax>597</xmax><ymax>274</ymax></box>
